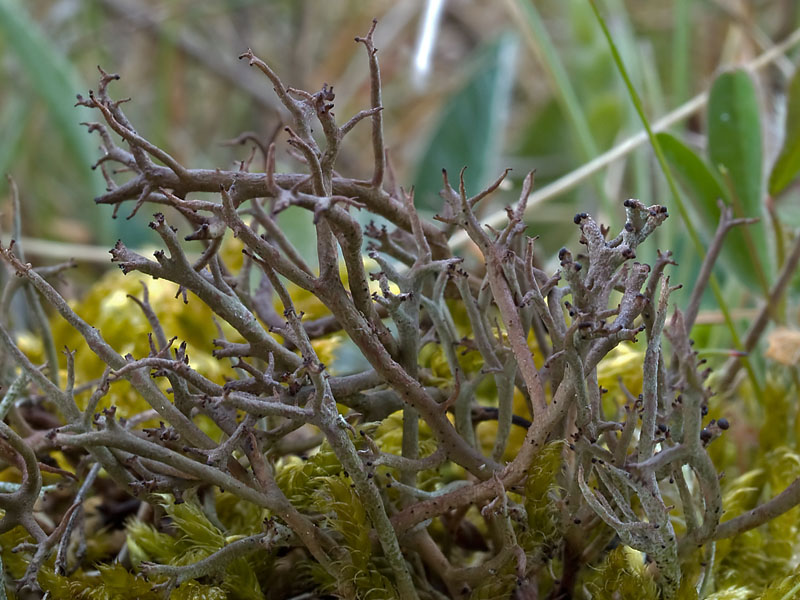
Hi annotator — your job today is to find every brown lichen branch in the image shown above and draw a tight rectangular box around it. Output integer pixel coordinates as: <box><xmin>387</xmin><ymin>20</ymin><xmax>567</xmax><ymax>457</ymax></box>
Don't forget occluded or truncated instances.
<box><xmin>354</xmin><ymin>19</ymin><xmax>385</xmax><ymax>189</ymax></box>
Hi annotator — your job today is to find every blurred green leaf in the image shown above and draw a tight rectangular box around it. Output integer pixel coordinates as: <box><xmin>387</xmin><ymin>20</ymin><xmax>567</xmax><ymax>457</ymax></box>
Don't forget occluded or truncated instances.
<box><xmin>514</xmin><ymin>100</ymin><xmax>578</xmax><ymax>257</ymax></box>
<box><xmin>707</xmin><ymin>69</ymin><xmax>770</xmax><ymax>290</ymax></box>
<box><xmin>774</xmin><ymin>188</ymin><xmax>800</xmax><ymax>228</ymax></box>
<box><xmin>413</xmin><ymin>34</ymin><xmax>518</xmax><ymax>211</ymax></box>
<box><xmin>671</xmin><ymin>0</ymin><xmax>691</xmax><ymax>105</ymax></box>
<box><xmin>708</xmin><ymin>70</ymin><xmax>763</xmax><ymax>210</ymax></box>
<box><xmin>658</xmin><ymin>132</ymin><xmax>729</xmax><ymax>219</ymax></box>
<box><xmin>0</xmin><ymin>96</ymin><xmax>31</xmax><ymax>186</ymax></box>
<box><xmin>276</xmin><ymin>204</ymin><xmax>318</xmax><ymax>269</ymax></box>
<box><xmin>586</xmin><ymin>91</ymin><xmax>624</xmax><ymax>150</ymax></box>
<box><xmin>658</xmin><ymin>131</ymin><xmax>767</xmax><ymax>290</ymax></box>
<box><xmin>0</xmin><ymin>0</ymin><xmax>104</xmax><ymax>200</ymax></box>
<box><xmin>769</xmin><ymin>68</ymin><xmax>800</xmax><ymax>197</ymax></box>
<box><xmin>516</xmin><ymin>99</ymin><xmax>571</xmax><ymax>159</ymax></box>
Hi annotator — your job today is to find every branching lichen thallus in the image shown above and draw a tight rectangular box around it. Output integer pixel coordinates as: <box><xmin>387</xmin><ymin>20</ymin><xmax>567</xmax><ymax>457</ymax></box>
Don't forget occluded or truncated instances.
<box><xmin>1</xmin><ymin>19</ymin><xmax>787</xmax><ymax>600</ymax></box>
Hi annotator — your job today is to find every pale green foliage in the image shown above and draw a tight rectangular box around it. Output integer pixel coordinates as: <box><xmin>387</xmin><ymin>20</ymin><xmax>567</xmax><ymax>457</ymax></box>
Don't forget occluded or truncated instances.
<box><xmin>706</xmin><ymin>373</ymin><xmax>800</xmax><ymax>599</ymax></box>
<box><xmin>468</xmin><ymin>557</ymin><xmax>518</xmax><ymax>600</ymax></box>
<box><xmin>308</xmin><ymin>475</ymin><xmax>400</xmax><ymax>599</ymax></box>
<box><xmin>274</xmin><ymin>434</ymin><xmax>405</xmax><ymax>598</ymax></box>
<box><xmin>468</xmin><ymin>442</ymin><xmax>563</xmax><ymax>600</ymax></box>
<box><xmin>704</xmin><ymin>587</ymin><xmax>754</xmax><ymax>600</ymax></box>
<box><xmin>19</xmin><ymin>271</ymin><xmax>240</xmax><ymax>422</ymax></box>
<box><xmin>275</xmin><ymin>439</ymin><xmax>346</xmax><ymax>509</ymax></box>
<box><xmin>519</xmin><ymin>440</ymin><xmax>563</xmax><ymax>553</ymax></box>
<box><xmin>757</xmin><ymin>378</ymin><xmax>798</xmax><ymax>455</ymax></box>
<box><xmin>126</xmin><ymin>520</ymin><xmax>179</xmax><ymax>566</ymax></box>
<box><xmin>371</xmin><ymin>412</ymin><xmax>438</xmax><ymax>461</ymax></box>
<box><xmin>583</xmin><ymin>546</ymin><xmax>660</xmax><ymax>600</ymax></box>
<box><xmin>215</xmin><ymin>491</ymin><xmax>267</xmax><ymax>536</ymax></box>
<box><xmin>126</xmin><ymin>495</ymin><xmax>263</xmax><ymax>599</ymax></box>
<box><xmin>761</xmin><ymin>573</ymin><xmax>800</xmax><ymax>600</ymax></box>
<box><xmin>0</xmin><ymin>526</ymin><xmax>34</xmax><ymax>580</ymax></box>
<box><xmin>276</xmin><ymin>416</ymin><xmax>440</xmax><ymax>507</ymax></box>
<box><xmin>319</xmin><ymin>476</ymin><xmax>371</xmax><ymax>553</ymax></box>
<box><xmin>714</xmin><ymin>447</ymin><xmax>800</xmax><ymax>592</ymax></box>
<box><xmin>39</xmin><ymin>563</ymin><xmax>226</xmax><ymax>599</ymax></box>
<box><xmin>370</xmin><ymin>412</ymin><xmax>441</xmax><ymax>491</ymax></box>
<box><xmin>719</xmin><ymin>470</ymin><xmax>766</xmax><ymax>518</ymax></box>
<box><xmin>170</xmin><ymin>582</ymin><xmax>229</xmax><ymax>600</ymax></box>
<box><xmin>706</xmin><ymin>576</ymin><xmax>800</xmax><ymax>600</ymax></box>
<box><xmin>41</xmin><ymin>563</ymin><xmax>165</xmax><ymax>600</ymax></box>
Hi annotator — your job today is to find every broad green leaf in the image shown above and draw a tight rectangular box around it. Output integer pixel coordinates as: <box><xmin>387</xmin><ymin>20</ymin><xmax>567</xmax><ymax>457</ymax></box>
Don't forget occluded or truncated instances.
<box><xmin>769</xmin><ymin>68</ymin><xmax>800</xmax><ymax>196</ymax></box>
<box><xmin>658</xmin><ymin>132</ymin><xmax>729</xmax><ymax>214</ymax></box>
<box><xmin>708</xmin><ymin>69</ymin><xmax>763</xmax><ymax>211</ymax></box>
<box><xmin>658</xmin><ymin>131</ymin><xmax>765</xmax><ymax>289</ymax></box>
<box><xmin>413</xmin><ymin>34</ymin><xmax>518</xmax><ymax>211</ymax></box>
<box><xmin>0</xmin><ymin>0</ymin><xmax>104</xmax><ymax>200</ymax></box>
<box><xmin>707</xmin><ymin>69</ymin><xmax>770</xmax><ymax>287</ymax></box>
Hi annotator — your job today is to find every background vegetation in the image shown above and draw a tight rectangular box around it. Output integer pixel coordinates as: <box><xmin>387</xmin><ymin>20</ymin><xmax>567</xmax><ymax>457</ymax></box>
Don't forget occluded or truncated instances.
<box><xmin>2</xmin><ymin>1</ymin><xmax>800</xmax><ymax>598</ymax></box>
<box><xmin>0</xmin><ymin>0</ymin><xmax>795</xmax><ymax>265</ymax></box>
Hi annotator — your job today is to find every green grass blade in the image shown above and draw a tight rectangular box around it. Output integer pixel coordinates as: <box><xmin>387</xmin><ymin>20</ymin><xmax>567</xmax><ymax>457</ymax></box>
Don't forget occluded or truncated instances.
<box><xmin>655</xmin><ymin>135</ymin><xmax>728</xmax><ymax>208</ymax></box>
<box><xmin>506</xmin><ymin>0</ymin><xmax>609</xmax><ymax>205</ymax></box>
<box><xmin>509</xmin><ymin>0</ymin><xmax>599</xmax><ymax>158</ymax></box>
<box><xmin>657</xmin><ymin>131</ymin><xmax>728</xmax><ymax>290</ymax></box>
<box><xmin>597</xmin><ymin>0</ymin><xmax>654</xmax><ymax>211</ymax></box>
<box><xmin>671</xmin><ymin>0</ymin><xmax>691</xmax><ymax>106</ymax></box>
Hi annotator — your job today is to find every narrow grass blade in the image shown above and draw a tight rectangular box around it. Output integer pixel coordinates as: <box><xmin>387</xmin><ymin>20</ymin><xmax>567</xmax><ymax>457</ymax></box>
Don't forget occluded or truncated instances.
<box><xmin>671</xmin><ymin>0</ymin><xmax>691</xmax><ymax>105</ymax></box>
<box><xmin>507</xmin><ymin>0</ymin><xmax>599</xmax><ymax>158</ymax></box>
<box><xmin>655</xmin><ymin>135</ymin><xmax>728</xmax><ymax>208</ymax></box>
<box><xmin>505</xmin><ymin>0</ymin><xmax>609</xmax><ymax>205</ymax></box>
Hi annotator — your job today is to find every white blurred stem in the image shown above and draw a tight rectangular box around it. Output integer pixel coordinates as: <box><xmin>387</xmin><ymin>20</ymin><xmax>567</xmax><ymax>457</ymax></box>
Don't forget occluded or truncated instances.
<box><xmin>413</xmin><ymin>0</ymin><xmax>446</xmax><ymax>89</ymax></box>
